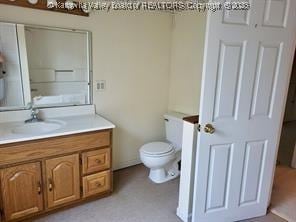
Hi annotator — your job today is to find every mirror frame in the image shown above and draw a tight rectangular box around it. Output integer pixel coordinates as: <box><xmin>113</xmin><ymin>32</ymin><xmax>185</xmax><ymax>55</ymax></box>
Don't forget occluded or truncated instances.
<box><xmin>0</xmin><ymin>21</ymin><xmax>93</xmax><ymax>111</ymax></box>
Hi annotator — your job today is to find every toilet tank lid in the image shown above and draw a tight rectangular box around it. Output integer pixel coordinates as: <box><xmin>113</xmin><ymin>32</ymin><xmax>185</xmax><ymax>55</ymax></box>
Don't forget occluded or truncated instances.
<box><xmin>164</xmin><ymin>111</ymin><xmax>188</xmax><ymax>123</ymax></box>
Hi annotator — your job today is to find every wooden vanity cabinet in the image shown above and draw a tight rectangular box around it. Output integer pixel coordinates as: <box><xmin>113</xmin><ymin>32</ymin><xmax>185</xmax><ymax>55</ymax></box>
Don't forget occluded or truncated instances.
<box><xmin>0</xmin><ymin>129</ymin><xmax>113</xmax><ymax>222</ymax></box>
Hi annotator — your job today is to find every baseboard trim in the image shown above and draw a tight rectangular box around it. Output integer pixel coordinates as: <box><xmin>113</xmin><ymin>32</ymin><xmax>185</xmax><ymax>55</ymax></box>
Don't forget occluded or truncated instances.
<box><xmin>177</xmin><ymin>207</ymin><xmax>192</xmax><ymax>222</ymax></box>
<box><xmin>113</xmin><ymin>158</ymin><xmax>142</xmax><ymax>171</ymax></box>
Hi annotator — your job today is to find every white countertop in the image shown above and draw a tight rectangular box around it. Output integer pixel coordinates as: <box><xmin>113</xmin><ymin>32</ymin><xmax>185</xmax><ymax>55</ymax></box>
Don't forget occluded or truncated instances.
<box><xmin>0</xmin><ymin>114</ymin><xmax>115</xmax><ymax>145</ymax></box>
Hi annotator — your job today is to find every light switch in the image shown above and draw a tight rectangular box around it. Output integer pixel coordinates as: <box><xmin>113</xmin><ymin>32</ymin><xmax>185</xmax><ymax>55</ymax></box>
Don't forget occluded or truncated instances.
<box><xmin>96</xmin><ymin>80</ymin><xmax>106</xmax><ymax>91</ymax></box>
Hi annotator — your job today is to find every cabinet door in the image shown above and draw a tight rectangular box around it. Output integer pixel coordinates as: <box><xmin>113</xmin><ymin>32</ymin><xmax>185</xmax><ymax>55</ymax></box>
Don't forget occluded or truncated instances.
<box><xmin>46</xmin><ymin>154</ymin><xmax>80</xmax><ymax>208</ymax></box>
<box><xmin>1</xmin><ymin>162</ymin><xmax>43</xmax><ymax>221</ymax></box>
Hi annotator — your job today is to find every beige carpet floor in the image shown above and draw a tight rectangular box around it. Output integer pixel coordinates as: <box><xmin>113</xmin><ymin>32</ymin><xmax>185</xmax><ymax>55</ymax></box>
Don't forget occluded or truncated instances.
<box><xmin>270</xmin><ymin>166</ymin><xmax>296</xmax><ymax>222</ymax></box>
<box><xmin>34</xmin><ymin>164</ymin><xmax>284</xmax><ymax>222</ymax></box>
<box><xmin>35</xmin><ymin>164</ymin><xmax>182</xmax><ymax>222</ymax></box>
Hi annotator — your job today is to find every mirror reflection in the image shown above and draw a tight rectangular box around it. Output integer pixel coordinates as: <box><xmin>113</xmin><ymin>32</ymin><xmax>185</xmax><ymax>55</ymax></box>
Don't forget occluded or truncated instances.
<box><xmin>0</xmin><ymin>22</ymin><xmax>91</xmax><ymax>111</ymax></box>
<box><xmin>25</xmin><ymin>27</ymin><xmax>90</xmax><ymax>107</ymax></box>
<box><xmin>0</xmin><ymin>23</ymin><xmax>25</xmax><ymax>110</ymax></box>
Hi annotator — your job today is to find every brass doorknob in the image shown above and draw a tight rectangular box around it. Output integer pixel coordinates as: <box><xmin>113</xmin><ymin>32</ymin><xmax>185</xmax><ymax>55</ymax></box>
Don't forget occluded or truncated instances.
<box><xmin>204</xmin><ymin>124</ymin><xmax>215</xmax><ymax>134</ymax></box>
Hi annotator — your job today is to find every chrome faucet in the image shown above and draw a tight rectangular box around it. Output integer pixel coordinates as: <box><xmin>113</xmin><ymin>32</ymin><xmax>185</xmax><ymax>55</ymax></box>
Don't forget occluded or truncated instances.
<box><xmin>25</xmin><ymin>102</ymin><xmax>42</xmax><ymax>123</ymax></box>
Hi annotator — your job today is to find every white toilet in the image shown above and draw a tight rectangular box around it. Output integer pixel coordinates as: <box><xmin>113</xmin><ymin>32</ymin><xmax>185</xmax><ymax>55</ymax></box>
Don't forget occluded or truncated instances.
<box><xmin>139</xmin><ymin>112</ymin><xmax>186</xmax><ymax>183</ymax></box>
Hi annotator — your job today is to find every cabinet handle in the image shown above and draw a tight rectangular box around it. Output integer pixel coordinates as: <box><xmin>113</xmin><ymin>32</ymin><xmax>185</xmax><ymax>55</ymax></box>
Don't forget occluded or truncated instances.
<box><xmin>96</xmin><ymin>182</ymin><xmax>101</xmax><ymax>187</ymax></box>
<box><xmin>37</xmin><ymin>181</ymin><xmax>42</xmax><ymax>195</ymax></box>
<box><xmin>48</xmin><ymin>178</ymin><xmax>53</xmax><ymax>192</ymax></box>
<box><xmin>95</xmin><ymin>159</ymin><xmax>101</xmax><ymax>164</ymax></box>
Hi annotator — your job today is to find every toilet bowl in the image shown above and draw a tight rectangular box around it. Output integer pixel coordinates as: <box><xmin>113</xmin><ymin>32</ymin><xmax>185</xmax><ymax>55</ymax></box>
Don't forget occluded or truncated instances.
<box><xmin>139</xmin><ymin>112</ymin><xmax>186</xmax><ymax>183</ymax></box>
<box><xmin>140</xmin><ymin>142</ymin><xmax>180</xmax><ymax>183</ymax></box>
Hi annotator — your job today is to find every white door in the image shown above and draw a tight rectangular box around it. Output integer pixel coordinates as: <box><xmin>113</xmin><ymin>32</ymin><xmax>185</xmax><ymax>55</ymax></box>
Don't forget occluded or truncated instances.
<box><xmin>192</xmin><ymin>1</ymin><xmax>296</xmax><ymax>222</ymax></box>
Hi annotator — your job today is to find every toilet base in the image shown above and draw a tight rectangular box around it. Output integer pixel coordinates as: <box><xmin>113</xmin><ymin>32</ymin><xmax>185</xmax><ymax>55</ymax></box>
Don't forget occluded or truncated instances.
<box><xmin>149</xmin><ymin>161</ymin><xmax>180</xmax><ymax>183</ymax></box>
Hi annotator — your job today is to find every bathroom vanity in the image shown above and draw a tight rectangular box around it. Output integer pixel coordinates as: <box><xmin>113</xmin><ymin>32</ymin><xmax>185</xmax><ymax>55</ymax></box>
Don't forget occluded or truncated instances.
<box><xmin>0</xmin><ymin>21</ymin><xmax>116</xmax><ymax>221</ymax></box>
<box><xmin>0</xmin><ymin>110</ymin><xmax>115</xmax><ymax>222</ymax></box>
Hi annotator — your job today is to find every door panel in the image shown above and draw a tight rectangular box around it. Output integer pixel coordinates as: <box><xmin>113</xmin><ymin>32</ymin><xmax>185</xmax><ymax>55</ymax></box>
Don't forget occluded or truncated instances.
<box><xmin>239</xmin><ymin>141</ymin><xmax>265</xmax><ymax>206</ymax></box>
<box><xmin>206</xmin><ymin>144</ymin><xmax>232</xmax><ymax>212</ymax></box>
<box><xmin>222</xmin><ymin>0</ymin><xmax>251</xmax><ymax>25</ymax></box>
<box><xmin>214</xmin><ymin>41</ymin><xmax>244</xmax><ymax>120</ymax></box>
<box><xmin>262</xmin><ymin>0</ymin><xmax>288</xmax><ymax>27</ymax></box>
<box><xmin>192</xmin><ymin>0</ymin><xmax>296</xmax><ymax>221</ymax></box>
<box><xmin>1</xmin><ymin>162</ymin><xmax>43</xmax><ymax>221</ymax></box>
<box><xmin>251</xmin><ymin>43</ymin><xmax>282</xmax><ymax>118</ymax></box>
<box><xmin>46</xmin><ymin>154</ymin><xmax>80</xmax><ymax>208</ymax></box>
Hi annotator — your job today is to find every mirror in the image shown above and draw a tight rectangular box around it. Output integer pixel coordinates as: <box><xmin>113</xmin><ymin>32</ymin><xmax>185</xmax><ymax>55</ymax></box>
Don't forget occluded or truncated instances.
<box><xmin>0</xmin><ymin>23</ymin><xmax>25</xmax><ymax>110</ymax></box>
<box><xmin>0</xmin><ymin>22</ymin><xmax>92</xmax><ymax>111</ymax></box>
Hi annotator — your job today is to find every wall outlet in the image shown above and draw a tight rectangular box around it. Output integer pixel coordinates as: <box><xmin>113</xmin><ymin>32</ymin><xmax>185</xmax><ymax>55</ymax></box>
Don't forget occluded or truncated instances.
<box><xmin>96</xmin><ymin>80</ymin><xmax>106</xmax><ymax>91</ymax></box>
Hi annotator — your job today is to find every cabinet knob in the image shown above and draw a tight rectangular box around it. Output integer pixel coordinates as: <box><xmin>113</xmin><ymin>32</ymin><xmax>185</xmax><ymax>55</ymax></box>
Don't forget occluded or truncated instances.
<box><xmin>96</xmin><ymin>182</ymin><xmax>101</xmax><ymax>187</ymax></box>
<box><xmin>37</xmin><ymin>181</ymin><xmax>42</xmax><ymax>195</ymax></box>
<box><xmin>48</xmin><ymin>178</ymin><xmax>53</xmax><ymax>192</ymax></box>
<box><xmin>95</xmin><ymin>159</ymin><xmax>101</xmax><ymax>164</ymax></box>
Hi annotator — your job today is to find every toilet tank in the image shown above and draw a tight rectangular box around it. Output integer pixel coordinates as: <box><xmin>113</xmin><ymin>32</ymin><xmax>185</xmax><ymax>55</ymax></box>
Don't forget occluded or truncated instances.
<box><xmin>164</xmin><ymin>112</ymin><xmax>187</xmax><ymax>150</ymax></box>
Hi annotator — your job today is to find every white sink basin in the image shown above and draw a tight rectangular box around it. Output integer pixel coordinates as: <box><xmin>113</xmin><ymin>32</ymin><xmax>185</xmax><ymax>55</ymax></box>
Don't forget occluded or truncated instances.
<box><xmin>12</xmin><ymin>120</ymin><xmax>65</xmax><ymax>135</ymax></box>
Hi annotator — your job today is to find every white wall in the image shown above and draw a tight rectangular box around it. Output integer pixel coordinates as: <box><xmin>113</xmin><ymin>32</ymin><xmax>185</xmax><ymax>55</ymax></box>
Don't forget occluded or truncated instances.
<box><xmin>0</xmin><ymin>6</ymin><xmax>172</xmax><ymax>169</ymax></box>
<box><xmin>168</xmin><ymin>12</ymin><xmax>206</xmax><ymax>115</ymax></box>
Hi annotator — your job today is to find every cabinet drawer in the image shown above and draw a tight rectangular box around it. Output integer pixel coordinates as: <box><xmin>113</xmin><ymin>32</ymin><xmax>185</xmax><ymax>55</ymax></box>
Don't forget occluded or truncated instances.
<box><xmin>82</xmin><ymin>170</ymin><xmax>111</xmax><ymax>198</ymax></box>
<box><xmin>82</xmin><ymin>148</ymin><xmax>110</xmax><ymax>174</ymax></box>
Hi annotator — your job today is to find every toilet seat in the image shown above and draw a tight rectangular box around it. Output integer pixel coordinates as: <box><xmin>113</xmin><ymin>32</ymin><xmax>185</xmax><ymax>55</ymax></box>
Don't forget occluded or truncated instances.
<box><xmin>140</xmin><ymin>142</ymin><xmax>174</xmax><ymax>156</ymax></box>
